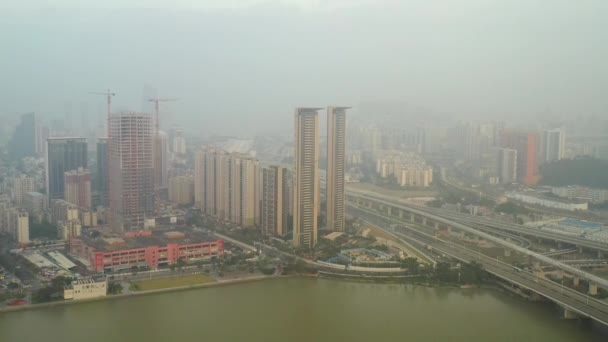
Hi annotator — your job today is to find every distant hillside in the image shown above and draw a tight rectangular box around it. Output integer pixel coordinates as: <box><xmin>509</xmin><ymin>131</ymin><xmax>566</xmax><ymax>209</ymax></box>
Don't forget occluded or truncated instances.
<box><xmin>539</xmin><ymin>158</ymin><xmax>608</xmax><ymax>188</ymax></box>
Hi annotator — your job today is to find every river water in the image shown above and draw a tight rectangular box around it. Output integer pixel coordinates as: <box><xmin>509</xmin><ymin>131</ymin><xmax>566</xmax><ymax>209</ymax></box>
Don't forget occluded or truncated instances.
<box><xmin>0</xmin><ymin>278</ymin><xmax>606</xmax><ymax>342</ymax></box>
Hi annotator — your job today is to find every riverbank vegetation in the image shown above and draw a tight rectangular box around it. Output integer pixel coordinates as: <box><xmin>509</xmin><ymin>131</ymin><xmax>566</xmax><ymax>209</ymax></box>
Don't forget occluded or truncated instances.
<box><xmin>32</xmin><ymin>276</ymin><xmax>72</xmax><ymax>304</ymax></box>
<box><xmin>131</xmin><ymin>274</ymin><xmax>215</xmax><ymax>292</ymax></box>
<box><xmin>540</xmin><ymin>157</ymin><xmax>608</xmax><ymax>188</ymax></box>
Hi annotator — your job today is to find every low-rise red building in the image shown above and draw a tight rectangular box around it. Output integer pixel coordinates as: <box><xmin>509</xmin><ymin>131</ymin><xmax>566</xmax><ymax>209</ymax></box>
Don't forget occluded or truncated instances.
<box><xmin>70</xmin><ymin>229</ymin><xmax>223</xmax><ymax>273</ymax></box>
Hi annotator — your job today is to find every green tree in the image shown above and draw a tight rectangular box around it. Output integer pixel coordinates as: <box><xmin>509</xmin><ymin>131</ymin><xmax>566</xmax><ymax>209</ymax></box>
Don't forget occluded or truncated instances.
<box><xmin>371</xmin><ymin>244</ymin><xmax>389</xmax><ymax>252</ymax></box>
<box><xmin>400</xmin><ymin>257</ymin><xmax>420</xmax><ymax>274</ymax></box>
<box><xmin>176</xmin><ymin>258</ymin><xmax>186</xmax><ymax>271</ymax></box>
<box><xmin>128</xmin><ymin>282</ymin><xmax>140</xmax><ymax>291</ymax></box>
<box><xmin>108</xmin><ymin>282</ymin><xmax>123</xmax><ymax>294</ymax></box>
<box><xmin>434</xmin><ymin>262</ymin><xmax>456</xmax><ymax>283</ymax></box>
<box><xmin>495</xmin><ymin>202</ymin><xmax>529</xmax><ymax>215</ymax></box>
<box><xmin>540</xmin><ymin>158</ymin><xmax>608</xmax><ymax>188</ymax></box>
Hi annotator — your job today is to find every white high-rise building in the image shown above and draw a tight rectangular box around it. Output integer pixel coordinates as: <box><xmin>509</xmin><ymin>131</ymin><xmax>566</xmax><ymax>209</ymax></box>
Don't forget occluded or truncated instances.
<box><xmin>64</xmin><ymin>168</ymin><xmax>92</xmax><ymax>210</ymax></box>
<box><xmin>293</xmin><ymin>108</ymin><xmax>320</xmax><ymax>248</ymax></box>
<box><xmin>261</xmin><ymin>166</ymin><xmax>290</xmax><ymax>237</ymax></box>
<box><xmin>541</xmin><ymin>129</ymin><xmax>565</xmax><ymax>163</ymax></box>
<box><xmin>13</xmin><ymin>175</ymin><xmax>35</xmax><ymax>206</ymax></box>
<box><xmin>194</xmin><ymin>148</ymin><xmax>260</xmax><ymax>227</ymax></box>
<box><xmin>498</xmin><ymin>148</ymin><xmax>518</xmax><ymax>184</ymax></box>
<box><xmin>154</xmin><ymin>130</ymin><xmax>169</xmax><ymax>190</ymax></box>
<box><xmin>8</xmin><ymin>209</ymin><xmax>30</xmax><ymax>244</ymax></box>
<box><xmin>173</xmin><ymin>129</ymin><xmax>186</xmax><ymax>155</ymax></box>
<box><xmin>108</xmin><ymin>112</ymin><xmax>154</xmax><ymax>232</ymax></box>
<box><xmin>326</xmin><ymin>106</ymin><xmax>348</xmax><ymax>232</ymax></box>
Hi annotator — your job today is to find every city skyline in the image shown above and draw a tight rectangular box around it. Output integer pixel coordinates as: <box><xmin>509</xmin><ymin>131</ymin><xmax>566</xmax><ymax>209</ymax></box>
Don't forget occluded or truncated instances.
<box><xmin>2</xmin><ymin>1</ymin><xmax>608</xmax><ymax>339</ymax></box>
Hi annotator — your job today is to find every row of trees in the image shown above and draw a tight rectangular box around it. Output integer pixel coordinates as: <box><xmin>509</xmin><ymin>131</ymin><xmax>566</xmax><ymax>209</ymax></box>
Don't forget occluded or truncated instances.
<box><xmin>540</xmin><ymin>157</ymin><xmax>608</xmax><ymax>188</ymax></box>
<box><xmin>32</xmin><ymin>276</ymin><xmax>73</xmax><ymax>304</ymax></box>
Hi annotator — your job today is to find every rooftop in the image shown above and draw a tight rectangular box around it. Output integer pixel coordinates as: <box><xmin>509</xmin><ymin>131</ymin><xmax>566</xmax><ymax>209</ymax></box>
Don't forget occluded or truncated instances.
<box><xmin>80</xmin><ymin>228</ymin><xmax>220</xmax><ymax>252</ymax></box>
<box><xmin>72</xmin><ymin>277</ymin><xmax>106</xmax><ymax>286</ymax></box>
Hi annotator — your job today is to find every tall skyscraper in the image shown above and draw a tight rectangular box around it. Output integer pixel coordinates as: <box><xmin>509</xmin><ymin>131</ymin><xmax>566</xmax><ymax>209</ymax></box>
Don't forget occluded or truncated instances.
<box><xmin>498</xmin><ymin>148</ymin><xmax>518</xmax><ymax>184</ymax></box>
<box><xmin>501</xmin><ymin>130</ymin><xmax>538</xmax><ymax>186</ymax></box>
<box><xmin>463</xmin><ymin>122</ymin><xmax>481</xmax><ymax>161</ymax></box>
<box><xmin>194</xmin><ymin>148</ymin><xmax>259</xmax><ymax>227</ymax></box>
<box><xmin>293</xmin><ymin>108</ymin><xmax>320</xmax><ymax>248</ymax></box>
<box><xmin>261</xmin><ymin>166</ymin><xmax>290</xmax><ymax>237</ymax></box>
<box><xmin>9</xmin><ymin>112</ymin><xmax>36</xmax><ymax>160</ymax></box>
<box><xmin>64</xmin><ymin>167</ymin><xmax>92</xmax><ymax>210</ymax></box>
<box><xmin>326</xmin><ymin>106</ymin><xmax>348</xmax><ymax>232</ymax></box>
<box><xmin>108</xmin><ymin>112</ymin><xmax>154</xmax><ymax>231</ymax></box>
<box><xmin>46</xmin><ymin>137</ymin><xmax>88</xmax><ymax>201</ymax></box>
<box><xmin>173</xmin><ymin>129</ymin><xmax>186</xmax><ymax>155</ymax></box>
<box><xmin>195</xmin><ymin>147</ymin><xmax>228</xmax><ymax>218</ymax></box>
<box><xmin>96</xmin><ymin>138</ymin><xmax>109</xmax><ymax>207</ymax></box>
<box><xmin>168</xmin><ymin>175</ymin><xmax>194</xmax><ymax>205</ymax></box>
<box><xmin>154</xmin><ymin>130</ymin><xmax>169</xmax><ymax>191</ymax></box>
<box><xmin>36</xmin><ymin>125</ymin><xmax>50</xmax><ymax>158</ymax></box>
<box><xmin>540</xmin><ymin>129</ymin><xmax>565</xmax><ymax>163</ymax></box>
<box><xmin>13</xmin><ymin>209</ymin><xmax>30</xmax><ymax>244</ymax></box>
<box><xmin>13</xmin><ymin>175</ymin><xmax>35</xmax><ymax>206</ymax></box>
<box><xmin>230</xmin><ymin>155</ymin><xmax>259</xmax><ymax>227</ymax></box>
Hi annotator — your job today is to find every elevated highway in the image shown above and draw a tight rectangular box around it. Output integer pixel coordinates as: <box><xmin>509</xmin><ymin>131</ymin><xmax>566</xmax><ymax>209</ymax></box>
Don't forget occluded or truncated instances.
<box><xmin>346</xmin><ymin>189</ymin><xmax>608</xmax><ymax>254</ymax></box>
<box><xmin>415</xmin><ymin>205</ymin><xmax>608</xmax><ymax>254</ymax></box>
<box><xmin>346</xmin><ymin>191</ymin><xmax>608</xmax><ymax>292</ymax></box>
<box><xmin>350</xmin><ymin>205</ymin><xmax>608</xmax><ymax>326</ymax></box>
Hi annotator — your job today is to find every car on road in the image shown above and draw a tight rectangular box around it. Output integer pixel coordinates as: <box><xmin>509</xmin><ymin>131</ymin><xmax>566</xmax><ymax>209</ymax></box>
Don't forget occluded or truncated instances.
<box><xmin>7</xmin><ymin>299</ymin><xmax>27</xmax><ymax>306</ymax></box>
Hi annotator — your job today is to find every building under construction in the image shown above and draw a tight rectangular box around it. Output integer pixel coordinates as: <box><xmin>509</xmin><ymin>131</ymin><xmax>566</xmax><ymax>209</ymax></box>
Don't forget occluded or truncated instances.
<box><xmin>108</xmin><ymin>112</ymin><xmax>155</xmax><ymax>232</ymax></box>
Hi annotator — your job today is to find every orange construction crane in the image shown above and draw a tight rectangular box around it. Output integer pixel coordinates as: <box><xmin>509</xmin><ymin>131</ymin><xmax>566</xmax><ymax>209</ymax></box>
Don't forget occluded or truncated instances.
<box><xmin>148</xmin><ymin>97</ymin><xmax>178</xmax><ymax>216</ymax></box>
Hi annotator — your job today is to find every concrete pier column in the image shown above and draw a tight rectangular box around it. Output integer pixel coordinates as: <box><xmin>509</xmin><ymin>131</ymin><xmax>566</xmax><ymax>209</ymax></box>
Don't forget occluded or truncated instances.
<box><xmin>573</xmin><ymin>277</ymin><xmax>580</xmax><ymax>287</ymax></box>
<box><xmin>563</xmin><ymin>308</ymin><xmax>578</xmax><ymax>320</ymax></box>
<box><xmin>598</xmin><ymin>250</ymin><xmax>603</xmax><ymax>259</ymax></box>
<box><xmin>398</xmin><ymin>210</ymin><xmax>403</xmax><ymax>219</ymax></box>
<box><xmin>589</xmin><ymin>283</ymin><xmax>598</xmax><ymax>296</ymax></box>
<box><xmin>447</xmin><ymin>226</ymin><xmax>452</xmax><ymax>233</ymax></box>
<box><xmin>578</xmin><ymin>246</ymin><xmax>583</xmax><ymax>254</ymax></box>
<box><xmin>529</xmin><ymin>292</ymin><xmax>543</xmax><ymax>301</ymax></box>
<box><xmin>410</xmin><ymin>214</ymin><xmax>415</xmax><ymax>223</ymax></box>
<box><xmin>533</xmin><ymin>261</ymin><xmax>541</xmax><ymax>270</ymax></box>
<box><xmin>504</xmin><ymin>249</ymin><xmax>511</xmax><ymax>257</ymax></box>
<box><xmin>557</xmin><ymin>242</ymin><xmax>562</xmax><ymax>249</ymax></box>
<box><xmin>422</xmin><ymin>217</ymin><xmax>427</xmax><ymax>226</ymax></box>
<box><xmin>434</xmin><ymin>222</ymin><xmax>439</xmax><ymax>230</ymax></box>
<box><xmin>387</xmin><ymin>207</ymin><xmax>392</xmax><ymax>216</ymax></box>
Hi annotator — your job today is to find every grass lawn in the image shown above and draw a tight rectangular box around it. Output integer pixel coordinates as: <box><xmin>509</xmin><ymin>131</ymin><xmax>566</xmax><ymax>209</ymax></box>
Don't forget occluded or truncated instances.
<box><xmin>133</xmin><ymin>274</ymin><xmax>215</xmax><ymax>291</ymax></box>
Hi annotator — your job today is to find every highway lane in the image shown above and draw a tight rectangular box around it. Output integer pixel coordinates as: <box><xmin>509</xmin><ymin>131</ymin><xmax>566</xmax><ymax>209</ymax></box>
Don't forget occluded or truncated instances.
<box><xmin>351</xmin><ymin>206</ymin><xmax>608</xmax><ymax>326</ymax></box>
<box><xmin>346</xmin><ymin>188</ymin><xmax>608</xmax><ymax>252</ymax></box>
<box><xmin>415</xmin><ymin>205</ymin><xmax>608</xmax><ymax>252</ymax></box>
<box><xmin>347</xmin><ymin>192</ymin><xmax>608</xmax><ymax>291</ymax></box>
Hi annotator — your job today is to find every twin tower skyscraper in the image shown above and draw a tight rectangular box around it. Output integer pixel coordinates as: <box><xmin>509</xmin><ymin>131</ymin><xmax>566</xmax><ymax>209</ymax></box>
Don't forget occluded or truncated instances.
<box><xmin>293</xmin><ymin>107</ymin><xmax>348</xmax><ymax>249</ymax></box>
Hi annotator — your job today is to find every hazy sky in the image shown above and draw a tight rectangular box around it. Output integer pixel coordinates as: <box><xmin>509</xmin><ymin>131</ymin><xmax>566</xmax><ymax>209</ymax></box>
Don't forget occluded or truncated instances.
<box><xmin>1</xmin><ymin>0</ymin><xmax>607</xmax><ymax>135</ymax></box>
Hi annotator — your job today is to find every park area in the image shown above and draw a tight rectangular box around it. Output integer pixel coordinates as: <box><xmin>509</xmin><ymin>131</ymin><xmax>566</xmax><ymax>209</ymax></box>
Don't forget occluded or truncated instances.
<box><xmin>131</xmin><ymin>274</ymin><xmax>215</xmax><ymax>292</ymax></box>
